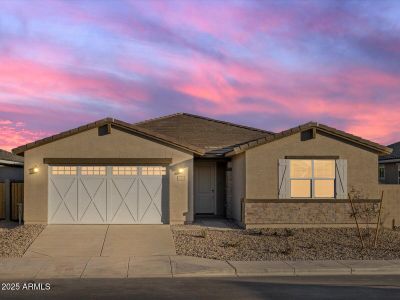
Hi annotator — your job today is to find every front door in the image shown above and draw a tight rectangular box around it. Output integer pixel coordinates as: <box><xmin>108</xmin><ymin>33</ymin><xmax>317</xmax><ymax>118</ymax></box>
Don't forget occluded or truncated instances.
<box><xmin>194</xmin><ymin>163</ymin><xmax>216</xmax><ymax>214</ymax></box>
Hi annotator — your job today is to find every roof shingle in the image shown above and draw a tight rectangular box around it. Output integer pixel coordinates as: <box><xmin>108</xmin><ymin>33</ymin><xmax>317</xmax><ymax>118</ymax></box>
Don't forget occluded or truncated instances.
<box><xmin>226</xmin><ymin>122</ymin><xmax>392</xmax><ymax>156</ymax></box>
<box><xmin>135</xmin><ymin>113</ymin><xmax>273</xmax><ymax>155</ymax></box>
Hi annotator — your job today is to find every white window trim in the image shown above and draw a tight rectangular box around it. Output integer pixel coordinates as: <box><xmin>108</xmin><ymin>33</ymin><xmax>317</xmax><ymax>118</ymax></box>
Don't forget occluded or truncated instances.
<box><xmin>290</xmin><ymin>160</ymin><xmax>336</xmax><ymax>199</ymax></box>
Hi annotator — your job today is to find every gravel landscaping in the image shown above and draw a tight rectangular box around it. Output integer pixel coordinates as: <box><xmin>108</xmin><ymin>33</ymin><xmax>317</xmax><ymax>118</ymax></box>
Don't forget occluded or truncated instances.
<box><xmin>172</xmin><ymin>227</ymin><xmax>400</xmax><ymax>261</ymax></box>
<box><xmin>0</xmin><ymin>222</ymin><xmax>45</xmax><ymax>257</ymax></box>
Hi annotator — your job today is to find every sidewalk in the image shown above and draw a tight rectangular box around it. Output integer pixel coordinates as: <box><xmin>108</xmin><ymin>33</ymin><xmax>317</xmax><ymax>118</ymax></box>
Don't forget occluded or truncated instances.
<box><xmin>1</xmin><ymin>256</ymin><xmax>400</xmax><ymax>279</ymax></box>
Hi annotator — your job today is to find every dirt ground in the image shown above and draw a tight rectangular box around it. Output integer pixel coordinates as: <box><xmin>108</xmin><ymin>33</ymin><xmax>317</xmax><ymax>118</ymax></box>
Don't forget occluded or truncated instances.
<box><xmin>173</xmin><ymin>227</ymin><xmax>400</xmax><ymax>261</ymax></box>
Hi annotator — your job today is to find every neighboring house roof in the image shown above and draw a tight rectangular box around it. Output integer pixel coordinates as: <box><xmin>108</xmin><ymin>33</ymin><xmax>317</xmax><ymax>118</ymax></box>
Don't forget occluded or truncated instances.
<box><xmin>12</xmin><ymin>118</ymin><xmax>206</xmax><ymax>156</ymax></box>
<box><xmin>226</xmin><ymin>122</ymin><xmax>392</xmax><ymax>157</ymax></box>
<box><xmin>379</xmin><ymin>141</ymin><xmax>400</xmax><ymax>163</ymax></box>
<box><xmin>0</xmin><ymin>149</ymin><xmax>24</xmax><ymax>166</ymax></box>
<box><xmin>135</xmin><ymin>113</ymin><xmax>273</xmax><ymax>155</ymax></box>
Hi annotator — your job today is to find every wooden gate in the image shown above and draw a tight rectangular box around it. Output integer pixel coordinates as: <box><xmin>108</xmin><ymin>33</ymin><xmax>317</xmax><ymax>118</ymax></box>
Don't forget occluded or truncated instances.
<box><xmin>11</xmin><ymin>182</ymin><xmax>24</xmax><ymax>221</ymax></box>
<box><xmin>0</xmin><ymin>182</ymin><xmax>5</xmax><ymax>219</ymax></box>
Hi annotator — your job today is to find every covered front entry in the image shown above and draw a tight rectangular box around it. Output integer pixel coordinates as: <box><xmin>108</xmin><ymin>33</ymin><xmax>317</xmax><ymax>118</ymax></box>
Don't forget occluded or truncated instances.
<box><xmin>194</xmin><ymin>160</ymin><xmax>227</xmax><ymax>216</ymax></box>
<box><xmin>48</xmin><ymin>165</ymin><xmax>167</xmax><ymax>224</ymax></box>
<box><xmin>194</xmin><ymin>162</ymin><xmax>216</xmax><ymax>214</ymax></box>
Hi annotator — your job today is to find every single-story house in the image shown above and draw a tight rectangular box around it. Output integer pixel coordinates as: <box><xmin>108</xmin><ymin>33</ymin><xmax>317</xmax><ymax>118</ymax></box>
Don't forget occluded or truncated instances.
<box><xmin>12</xmin><ymin>113</ymin><xmax>392</xmax><ymax>227</ymax></box>
<box><xmin>0</xmin><ymin>149</ymin><xmax>24</xmax><ymax>220</ymax></box>
<box><xmin>379</xmin><ymin>142</ymin><xmax>400</xmax><ymax>184</ymax></box>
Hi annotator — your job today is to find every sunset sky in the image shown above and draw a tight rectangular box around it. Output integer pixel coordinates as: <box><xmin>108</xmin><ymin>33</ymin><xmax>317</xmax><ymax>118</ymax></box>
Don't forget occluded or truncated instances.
<box><xmin>1</xmin><ymin>0</ymin><xmax>399</xmax><ymax>151</ymax></box>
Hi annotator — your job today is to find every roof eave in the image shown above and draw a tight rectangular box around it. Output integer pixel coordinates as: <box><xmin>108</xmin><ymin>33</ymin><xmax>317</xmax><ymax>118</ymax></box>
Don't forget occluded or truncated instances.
<box><xmin>0</xmin><ymin>160</ymin><xmax>24</xmax><ymax>166</ymax></box>
<box><xmin>225</xmin><ymin>123</ymin><xmax>391</xmax><ymax>157</ymax></box>
<box><xmin>379</xmin><ymin>158</ymin><xmax>400</xmax><ymax>164</ymax></box>
<box><xmin>12</xmin><ymin>118</ymin><xmax>206</xmax><ymax>156</ymax></box>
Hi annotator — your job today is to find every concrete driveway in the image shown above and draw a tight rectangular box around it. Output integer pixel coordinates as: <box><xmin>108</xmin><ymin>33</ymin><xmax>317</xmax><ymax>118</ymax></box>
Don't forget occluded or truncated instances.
<box><xmin>24</xmin><ymin>225</ymin><xmax>176</xmax><ymax>257</ymax></box>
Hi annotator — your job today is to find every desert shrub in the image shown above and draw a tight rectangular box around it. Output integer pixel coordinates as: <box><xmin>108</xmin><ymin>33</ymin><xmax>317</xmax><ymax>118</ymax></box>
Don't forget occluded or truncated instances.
<box><xmin>348</xmin><ymin>187</ymin><xmax>382</xmax><ymax>248</ymax></box>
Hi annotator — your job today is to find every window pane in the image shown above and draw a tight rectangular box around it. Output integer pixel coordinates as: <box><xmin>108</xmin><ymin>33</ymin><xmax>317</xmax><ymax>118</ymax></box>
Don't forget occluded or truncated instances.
<box><xmin>112</xmin><ymin>166</ymin><xmax>138</xmax><ymax>176</ymax></box>
<box><xmin>314</xmin><ymin>180</ymin><xmax>335</xmax><ymax>198</ymax></box>
<box><xmin>290</xmin><ymin>160</ymin><xmax>312</xmax><ymax>178</ymax></box>
<box><xmin>290</xmin><ymin>180</ymin><xmax>311</xmax><ymax>198</ymax></box>
<box><xmin>141</xmin><ymin>166</ymin><xmax>166</xmax><ymax>176</ymax></box>
<box><xmin>314</xmin><ymin>160</ymin><xmax>335</xmax><ymax>178</ymax></box>
<box><xmin>52</xmin><ymin>166</ymin><xmax>77</xmax><ymax>175</ymax></box>
<box><xmin>80</xmin><ymin>166</ymin><xmax>106</xmax><ymax>175</ymax></box>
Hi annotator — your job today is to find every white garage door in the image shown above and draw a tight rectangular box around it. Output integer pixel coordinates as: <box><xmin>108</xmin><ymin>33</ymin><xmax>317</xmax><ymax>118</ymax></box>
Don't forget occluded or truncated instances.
<box><xmin>48</xmin><ymin>165</ymin><xmax>167</xmax><ymax>224</ymax></box>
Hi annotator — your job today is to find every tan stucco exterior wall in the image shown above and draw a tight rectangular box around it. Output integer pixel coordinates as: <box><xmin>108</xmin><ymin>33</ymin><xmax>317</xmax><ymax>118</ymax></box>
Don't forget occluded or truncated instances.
<box><xmin>245</xmin><ymin>131</ymin><xmax>380</xmax><ymax>200</ymax></box>
<box><xmin>379</xmin><ymin>184</ymin><xmax>400</xmax><ymax>228</ymax></box>
<box><xmin>231</xmin><ymin>153</ymin><xmax>246</xmax><ymax>222</ymax></box>
<box><xmin>23</xmin><ymin>127</ymin><xmax>193</xmax><ymax>224</ymax></box>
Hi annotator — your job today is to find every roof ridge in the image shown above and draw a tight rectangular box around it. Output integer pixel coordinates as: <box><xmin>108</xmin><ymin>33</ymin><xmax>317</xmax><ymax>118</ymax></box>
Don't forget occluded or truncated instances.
<box><xmin>135</xmin><ymin>112</ymin><xmax>274</xmax><ymax>134</ymax></box>
<box><xmin>134</xmin><ymin>113</ymin><xmax>184</xmax><ymax>126</ymax></box>
<box><xmin>180</xmin><ymin>113</ymin><xmax>273</xmax><ymax>134</ymax></box>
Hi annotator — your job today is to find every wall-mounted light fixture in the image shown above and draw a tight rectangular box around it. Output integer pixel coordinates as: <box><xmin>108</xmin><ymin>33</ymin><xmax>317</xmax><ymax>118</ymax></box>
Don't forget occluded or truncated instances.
<box><xmin>175</xmin><ymin>168</ymin><xmax>185</xmax><ymax>181</ymax></box>
<box><xmin>29</xmin><ymin>166</ymin><xmax>39</xmax><ymax>174</ymax></box>
<box><xmin>174</xmin><ymin>168</ymin><xmax>184</xmax><ymax>175</ymax></box>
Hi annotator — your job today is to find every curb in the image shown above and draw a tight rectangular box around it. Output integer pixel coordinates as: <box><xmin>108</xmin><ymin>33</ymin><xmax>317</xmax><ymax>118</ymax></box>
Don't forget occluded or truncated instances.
<box><xmin>1</xmin><ymin>257</ymin><xmax>400</xmax><ymax>279</ymax></box>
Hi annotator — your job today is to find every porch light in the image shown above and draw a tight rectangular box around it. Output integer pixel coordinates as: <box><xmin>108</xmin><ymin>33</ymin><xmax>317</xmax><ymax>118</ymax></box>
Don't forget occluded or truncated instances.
<box><xmin>178</xmin><ymin>168</ymin><xmax>184</xmax><ymax>174</ymax></box>
<box><xmin>29</xmin><ymin>166</ymin><xmax>39</xmax><ymax>174</ymax></box>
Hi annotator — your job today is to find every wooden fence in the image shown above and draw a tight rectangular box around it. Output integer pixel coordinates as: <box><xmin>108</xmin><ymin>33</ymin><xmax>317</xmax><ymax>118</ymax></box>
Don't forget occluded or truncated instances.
<box><xmin>11</xmin><ymin>182</ymin><xmax>24</xmax><ymax>221</ymax></box>
<box><xmin>0</xmin><ymin>182</ymin><xmax>4</xmax><ymax>219</ymax></box>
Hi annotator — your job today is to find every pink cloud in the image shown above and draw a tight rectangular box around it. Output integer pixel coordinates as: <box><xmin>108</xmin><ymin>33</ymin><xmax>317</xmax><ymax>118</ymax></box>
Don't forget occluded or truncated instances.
<box><xmin>0</xmin><ymin>120</ymin><xmax>13</xmax><ymax>125</ymax></box>
<box><xmin>0</xmin><ymin>120</ymin><xmax>51</xmax><ymax>151</ymax></box>
<box><xmin>162</xmin><ymin>55</ymin><xmax>400</xmax><ymax>144</ymax></box>
<box><xmin>0</xmin><ymin>56</ymin><xmax>148</xmax><ymax>107</ymax></box>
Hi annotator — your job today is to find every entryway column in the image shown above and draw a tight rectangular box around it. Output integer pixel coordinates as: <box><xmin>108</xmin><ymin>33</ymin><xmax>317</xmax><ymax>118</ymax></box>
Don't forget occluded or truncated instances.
<box><xmin>225</xmin><ymin>162</ymin><xmax>233</xmax><ymax>218</ymax></box>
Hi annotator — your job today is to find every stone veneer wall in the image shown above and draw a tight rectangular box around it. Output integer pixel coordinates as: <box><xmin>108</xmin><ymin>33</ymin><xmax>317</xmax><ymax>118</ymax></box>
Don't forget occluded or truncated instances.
<box><xmin>244</xmin><ymin>200</ymin><xmax>380</xmax><ymax>228</ymax></box>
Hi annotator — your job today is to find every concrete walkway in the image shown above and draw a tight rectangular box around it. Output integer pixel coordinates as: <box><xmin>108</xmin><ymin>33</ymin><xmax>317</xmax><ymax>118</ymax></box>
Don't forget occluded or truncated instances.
<box><xmin>2</xmin><ymin>256</ymin><xmax>400</xmax><ymax>279</ymax></box>
<box><xmin>24</xmin><ymin>225</ymin><xmax>176</xmax><ymax>258</ymax></box>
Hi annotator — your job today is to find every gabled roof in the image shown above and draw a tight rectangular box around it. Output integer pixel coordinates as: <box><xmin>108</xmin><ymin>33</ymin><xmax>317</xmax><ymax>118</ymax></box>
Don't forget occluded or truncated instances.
<box><xmin>226</xmin><ymin>122</ymin><xmax>392</xmax><ymax>156</ymax></box>
<box><xmin>135</xmin><ymin>112</ymin><xmax>273</xmax><ymax>155</ymax></box>
<box><xmin>379</xmin><ymin>141</ymin><xmax>400</xmax><ymax>162</ymax></box>
<box><xmin>12</xmin><ymin>118</ymin><xmax>206</xmax><ymax>156</ymax></box>
<box><xmin>0</xmin><ymin>149</ymin><xmax>24</xmax><ymax>165</ymax></box>
<box><xmin>11</xmin><ymin>115</ymin><xmax>391</xmax><ymax>159</ymax></box>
